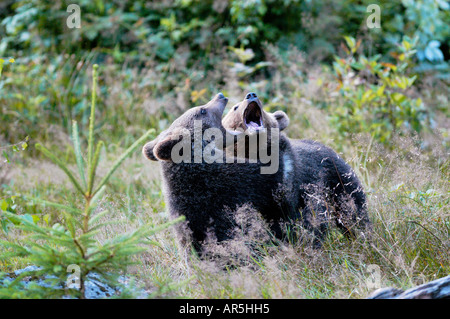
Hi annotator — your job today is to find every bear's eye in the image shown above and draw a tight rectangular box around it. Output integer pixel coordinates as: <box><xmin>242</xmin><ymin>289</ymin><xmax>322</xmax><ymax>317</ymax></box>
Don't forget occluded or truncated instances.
<box><xmin>233</xmin><ymin>105</ymin><xmax>239</xmax><ymax>111</ymax></box>
<box><xmin>200</xmin><ymin>108</ymin><xmax>207</xmax><ymax>115</ymax></box>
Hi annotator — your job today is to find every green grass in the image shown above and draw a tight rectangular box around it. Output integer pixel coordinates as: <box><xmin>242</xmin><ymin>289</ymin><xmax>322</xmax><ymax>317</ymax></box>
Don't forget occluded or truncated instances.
<box><xmin>1</xmin><ymin>118</ymin><xmax>448</xmax><ymax>298</ymax></box>
<box><xmin>0</xmin><ymin>44</ymin><xmax>448</xmax><ymax>298</ymax></box>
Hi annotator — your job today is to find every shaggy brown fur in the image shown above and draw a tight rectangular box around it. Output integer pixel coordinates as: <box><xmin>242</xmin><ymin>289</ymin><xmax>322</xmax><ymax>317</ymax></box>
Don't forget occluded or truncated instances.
<box><xmin>143</xmin><ymin>93</ymin><xmax>299</xmax><ymax>254</ymax></box>
<box><xmin>222</xmin><ymin>93</ymin><xmax>371</xmax><ymax>243</ymax></box>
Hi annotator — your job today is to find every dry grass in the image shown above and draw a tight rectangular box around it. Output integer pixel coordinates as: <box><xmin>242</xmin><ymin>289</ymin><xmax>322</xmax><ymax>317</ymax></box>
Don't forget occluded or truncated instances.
<box><xmin>5</xmin><ymin>131</ymin><xmax>447</xmax><ymax>299</ymax></box>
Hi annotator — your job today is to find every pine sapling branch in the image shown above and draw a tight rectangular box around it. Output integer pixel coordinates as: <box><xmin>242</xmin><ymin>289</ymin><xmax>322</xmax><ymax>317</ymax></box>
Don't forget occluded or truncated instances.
<box><xmin>87</xmin><ymin>64</ymin><xmax>99</xmax><ymax>184</ymax></box>
<box><xmin>72</xmin><ymin>121</ymin><xmax>87</xmax><ymax>191</ymax></box>
<box><xmin>35</xmin><ymin>143</ymin><xmax>85</xmax><ymax>196</ymax></box>
<box><xmin>87</xmin><ymin>140</ymin><xmax>104</xmax><ymax>196</ymax></box>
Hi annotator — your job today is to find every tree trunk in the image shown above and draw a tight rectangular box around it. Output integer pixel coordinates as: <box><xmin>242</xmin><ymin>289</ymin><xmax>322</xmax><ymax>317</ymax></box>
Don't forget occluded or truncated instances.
<box><xmin>368</xmin><ymin>275</ymin><xmax>450</xmax><ymax>299</ymax></box>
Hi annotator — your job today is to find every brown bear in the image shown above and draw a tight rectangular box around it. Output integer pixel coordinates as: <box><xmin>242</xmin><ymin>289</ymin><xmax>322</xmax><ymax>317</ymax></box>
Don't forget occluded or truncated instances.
<box><xmin>142</xmin><ymin>93</ymin><xmax>299</xmax><ymax>254</ymax></box>
<box><xmin>222</xmin><ymin>92</ymin><xmax>371</xmax><ymax>243</ymax></box>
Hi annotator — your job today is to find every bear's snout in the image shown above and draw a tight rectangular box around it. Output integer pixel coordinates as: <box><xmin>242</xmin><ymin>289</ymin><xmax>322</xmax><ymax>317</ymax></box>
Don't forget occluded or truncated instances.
<box><xmin>245</xmin><ymin>92</ymin><xmax>258</xmax><ymax>100</ymax></box>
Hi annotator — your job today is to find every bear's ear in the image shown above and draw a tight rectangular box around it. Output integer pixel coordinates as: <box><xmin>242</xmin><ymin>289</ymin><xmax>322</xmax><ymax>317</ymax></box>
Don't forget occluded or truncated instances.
<box><xmin>153</xmin><ymin>133</ymin><xmax>183</xmax><ymax>161</ymax></box>
<box><xmin>272</xmin><ymin>110</ymin><xmax>289</xmax><ymax>131</ymax></box>
<box><xmin>143</xmin><ymin>139</ymin><xmax>160</xmax><ymax>161</ymax></box>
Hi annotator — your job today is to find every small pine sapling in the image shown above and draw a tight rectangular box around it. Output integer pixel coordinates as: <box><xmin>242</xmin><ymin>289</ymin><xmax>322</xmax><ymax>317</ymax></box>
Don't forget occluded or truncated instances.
<box><xmin>0</xmin><ymin>64</ymin><xmax>183</xmax><ymax>298</ymax></box>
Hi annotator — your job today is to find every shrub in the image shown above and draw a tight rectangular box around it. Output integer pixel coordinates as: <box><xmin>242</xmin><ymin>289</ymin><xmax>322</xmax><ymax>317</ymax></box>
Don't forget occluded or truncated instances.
<box><xmin>331</xmin><ymin>36</ymin><xmax>432</xmax><ymax>143</ymax></box>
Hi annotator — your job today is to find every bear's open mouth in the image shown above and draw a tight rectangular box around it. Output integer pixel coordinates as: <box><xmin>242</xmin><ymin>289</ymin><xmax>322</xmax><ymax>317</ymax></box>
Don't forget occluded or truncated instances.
<box><xmin>244</xmin><ymin>101</ymin><xmax>264</xmax><ymax>132</ymax></box>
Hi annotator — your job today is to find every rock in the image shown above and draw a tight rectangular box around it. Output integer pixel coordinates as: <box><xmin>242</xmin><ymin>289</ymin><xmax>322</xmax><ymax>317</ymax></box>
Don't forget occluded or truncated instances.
<box><xmin>368</xmin><ymin>275</ymin><xmax>450</xmax><ymax>299</ymax></box>
<box><xmin>368</xmin><ymin>287</ymin><xmax>404</xmax><ymax>299</ymax></box>
<box><xmin>1</xmin><ymin>265</ymin><xmax>149</xmax><ymax>299</ymax></box>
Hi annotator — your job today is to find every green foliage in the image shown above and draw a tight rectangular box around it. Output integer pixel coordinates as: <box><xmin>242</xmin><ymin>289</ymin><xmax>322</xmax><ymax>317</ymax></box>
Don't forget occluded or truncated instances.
<box><xmin>0</xmin><ymin>56</ymin><xmax>29</xmax><ymax>177</ymax></box>
<box><xmin>0</xmin><ymin>58</ymin><xmax>6</xmax><ymax>77</ymax></box>
<box><xmin>0</xmin><ymin>65</ymin><xmax>183</xmax><ymax>298</ymax></box>
<box><xmin>331</xmin><ymin>36</ymin><xmax>432</xmax><ymax>143</ymax></box>
<box><xmin>0</xmin><ymin>136</ymin><xmax>28</xmax><ymax>166</ymax></box>
<box><xmin>0</xmin><ymin>0</ymin><xmax>447</xmax><ymax>147</ymax></box>
<box><xmin>2</xmin><ymin>0</ymin><xmax>446</xmax><ymax>65</ymax></box>
<box><xmin>399</xmin><ymin>0</ymin><xmax>449</xmax><ymax>63</ymax></box>
<box><xmin>383</xmin><ymin>0</ymin><xmax>450</xmax><ymax>78</ymax></box>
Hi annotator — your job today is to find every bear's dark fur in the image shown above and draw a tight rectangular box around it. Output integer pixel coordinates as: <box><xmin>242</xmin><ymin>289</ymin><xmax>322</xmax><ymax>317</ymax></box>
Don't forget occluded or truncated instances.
<box><xmin>222</xmin><ymin>93</ymin><xmax>371</xmax><ymax>242</ymax></box>
<box><xmin>143</xmin><ymin>93</ymin><xmax>299</xmax><ymax>254</ymax></box>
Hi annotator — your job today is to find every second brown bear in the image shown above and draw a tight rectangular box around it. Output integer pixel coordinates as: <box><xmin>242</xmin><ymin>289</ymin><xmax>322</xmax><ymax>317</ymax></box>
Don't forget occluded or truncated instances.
<box><xmin>222</xmin><ymin>93</ymin><xmax>371</xmax><ymax>243</ymax></box>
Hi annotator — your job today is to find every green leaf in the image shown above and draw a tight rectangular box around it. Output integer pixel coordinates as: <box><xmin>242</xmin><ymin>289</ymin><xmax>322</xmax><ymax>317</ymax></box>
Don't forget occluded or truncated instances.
<box><xmin>72</xmin><ymin>121</ymin><xmax>87</xmax><ymax>190</ymax></box>
<box><xmin>376</xmin><ymin>85</ymin><xmax>385</xmax><ymax>97</ymax></box>
<box><xmin>43</xmin><ymin>214</ymin><xmax>50</xmax><ymax>226</ymax></box>
<box><xmin>53</xmin><ymin>265</ymin><xmax>63</xmax><ymax>273</ymax></box>
<box><xmin>24</xmin><ymin>196</ymin><xmax>83</xmax><ymax>216</ymax></box>
<box><xmin>0</xmin><ymin>199</ymin><xmax>8</xmax><ymax>211</ymax></box>
<box><xmin>391</xmin><ymin>92</ymin><xmax>407</xmax><ymax>105</ymax></box>
<box><xmin>361</xmin><ymin>89</ymin><xmax>375</xmax><ymax>103</ymax></box>
<box><xmin>344</xmin><ymin>36</ymin><xmax>356</xmax><ymax>52</ymax></box>
<box><xmin>22</xmin><ymin>214</ymin><xmax>35</xmax><ymax>224</ymax></box>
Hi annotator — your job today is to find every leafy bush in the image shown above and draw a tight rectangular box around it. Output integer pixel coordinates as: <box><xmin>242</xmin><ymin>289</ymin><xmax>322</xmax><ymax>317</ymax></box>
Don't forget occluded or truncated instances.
<box><xmin>384</xmin><ymin>0</ymin><xmax>450</xmax><ymax>78</ymax></box>
<box><xmin>3</xmin><ymin>0</ymin><xmax>447</xmax><ymax>65</ymax></box>
<box><xmin>331</xmin><ymin>36</ymin><xmax>432</xmax><ymax>143</ymax></box>
<box><xmin>1</xmin><ymin>0</ymin><xmax>447</xmax><ymax>149</ymax></box>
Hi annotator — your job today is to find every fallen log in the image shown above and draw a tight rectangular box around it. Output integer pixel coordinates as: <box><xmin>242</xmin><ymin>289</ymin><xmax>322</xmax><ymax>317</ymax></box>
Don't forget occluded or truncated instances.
<box><xmin>368</xmin><ymin>275</ymin><xmax>450</xmax><ymax>299</ymax></box>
